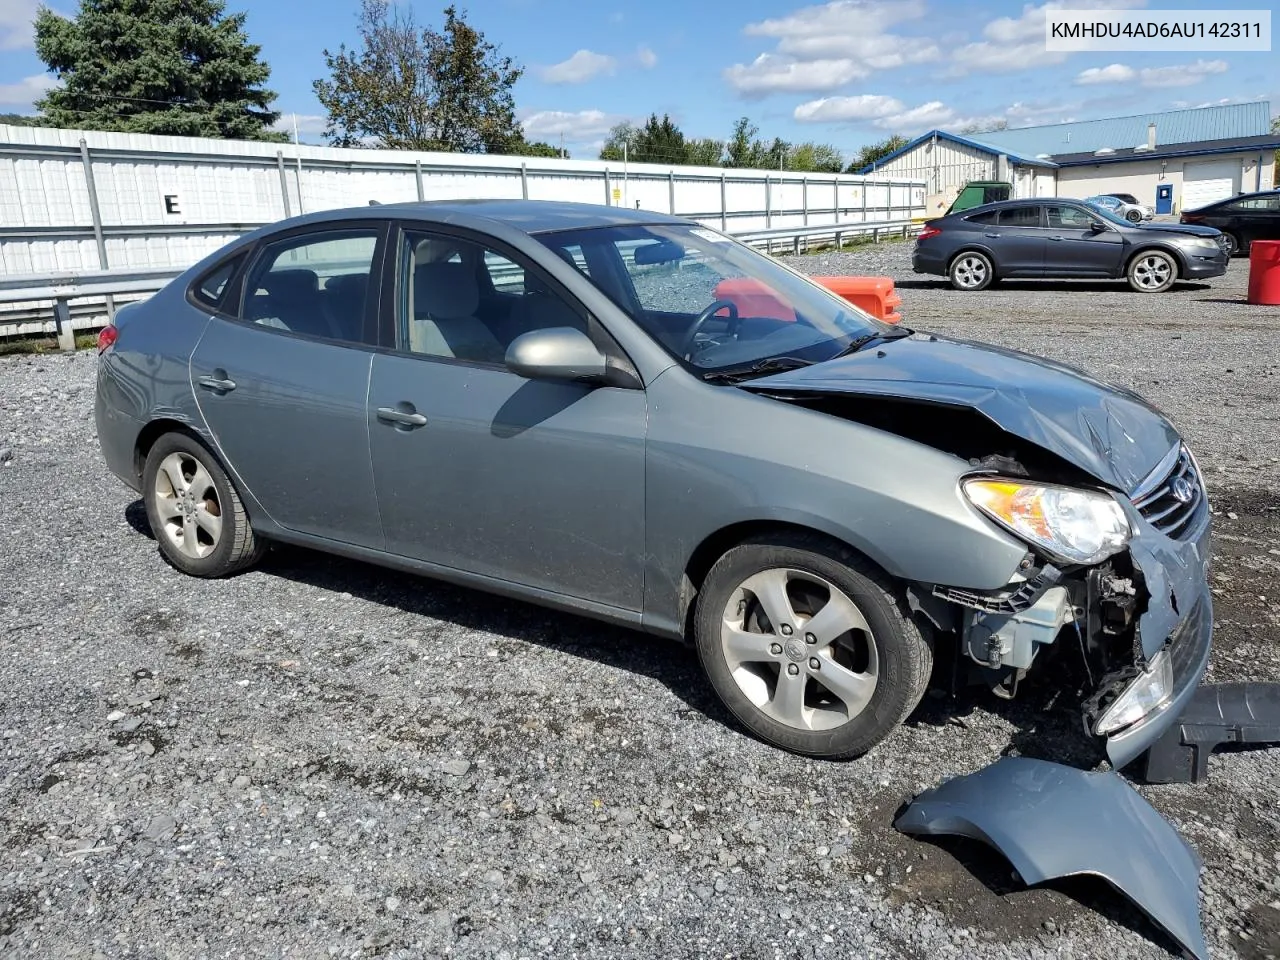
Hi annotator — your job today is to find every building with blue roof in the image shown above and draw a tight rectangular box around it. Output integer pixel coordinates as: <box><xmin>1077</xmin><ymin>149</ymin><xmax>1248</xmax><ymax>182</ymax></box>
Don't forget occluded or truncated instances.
<box><xmin>859</xmin><ymin>102</ymin><xmax>1278</xmax><ymax>217</ymax></box>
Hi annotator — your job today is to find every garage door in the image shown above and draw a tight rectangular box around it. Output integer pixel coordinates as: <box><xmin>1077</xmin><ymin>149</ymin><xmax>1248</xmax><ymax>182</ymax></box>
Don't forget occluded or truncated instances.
<box><xmin>1182</xmin><ymin>159</ymin><xmax>1240</xmax><ymax>210</ymax></box>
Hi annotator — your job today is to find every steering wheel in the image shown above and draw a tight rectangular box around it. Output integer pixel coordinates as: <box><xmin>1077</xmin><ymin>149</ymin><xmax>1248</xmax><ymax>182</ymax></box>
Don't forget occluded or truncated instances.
<box><xmin>680</xmin><ymin>299</ymin><xmax>740</xmax><ymax>361</ymax></box>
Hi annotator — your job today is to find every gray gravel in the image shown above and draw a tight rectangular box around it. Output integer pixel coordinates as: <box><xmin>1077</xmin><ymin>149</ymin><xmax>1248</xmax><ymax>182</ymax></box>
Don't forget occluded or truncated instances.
<box><xmin>1</xmin><ymin>247</ymin><xmax>1278</xmax><ymax>960</ymax></box>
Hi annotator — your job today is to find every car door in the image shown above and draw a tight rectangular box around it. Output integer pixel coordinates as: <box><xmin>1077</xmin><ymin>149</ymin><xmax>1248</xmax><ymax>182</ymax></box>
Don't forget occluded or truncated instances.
<box><xmin>1230</xmin><ymin>195</ymin><xmax>1280</xmax><ymax>245</ymax></box>
<box><xmin>1043</xmin><ymin>204</ymin><xmax>1124</xmax><ymax>277</ymax></box>
<box><xmin>365</xmin><ymin>224</ymin><xmax>647</xmax><ymax>612</ymax></box>
<box><xmin>189</xmin><ymin>223</ymin><xmax>387</xmax><ymax>549</ymax></box>
<box><xmin>988</xmin><ymin>205</ymin><xmax>1046</xmax><ymax>277</ymax></box>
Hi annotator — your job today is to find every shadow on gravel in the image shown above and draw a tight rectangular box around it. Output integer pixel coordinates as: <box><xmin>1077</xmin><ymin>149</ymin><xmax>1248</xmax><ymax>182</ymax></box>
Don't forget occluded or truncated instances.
<box><xmin>895</xmin><ymin>279</ymin><xmax>1213</xmax><ymax>293</ymax></box>
<box><xmin>125</xmin><ymin>499</ymin><xmax>154</xmax><ymax>540</ymax></box>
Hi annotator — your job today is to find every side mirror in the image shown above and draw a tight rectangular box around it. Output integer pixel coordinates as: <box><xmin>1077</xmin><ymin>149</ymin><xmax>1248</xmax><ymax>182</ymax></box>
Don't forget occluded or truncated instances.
<box><xmin>505</xmin><ymin>327</ymin><xmax>609</xmax><ymax>383</ymax></box>
<box><xmin>1089</xmin><ymin>220</ymin><xmax>1108</xmax><ymax>233</ymax></box>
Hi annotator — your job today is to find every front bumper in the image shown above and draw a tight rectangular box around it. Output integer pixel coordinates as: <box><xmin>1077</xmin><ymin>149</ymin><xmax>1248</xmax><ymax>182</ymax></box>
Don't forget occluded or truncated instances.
<box><xmin>1181</xmin><ymin>253</ymin><xmax>1228</xmax><ymax>280</ymax></box>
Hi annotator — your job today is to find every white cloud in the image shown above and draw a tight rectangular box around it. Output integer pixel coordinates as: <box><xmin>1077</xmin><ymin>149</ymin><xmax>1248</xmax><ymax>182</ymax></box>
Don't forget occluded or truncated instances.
<box><xmin>794</xmin><ymin>94</ymin><xmax>904</xmax><ymax>123</ymax></box>
<box><xmin>1138</xmin><ymin>59</ymin><xmax>1228</xmax><ymax>88</ymax></box>
<box><xmin>951</xmin><ymin>0</ymin><xmax>1146</xmax><ymax>75</ymax></box>
<box><xmin>520</xmin><ymin>108</ymin><xmax>627</xmax><ymax>144</ymax></box>
<box><xmin>726</xmin><ymin>54</ymin><xmax>869</xmax><ymax>98</ymax></box>
<box><xmin>271</xmin><ymin>113</ymin><xmax>329</xmax><ymax>137</ymax></box>
<box><xmin>0</xmin><ymin>72</ymin><xmax>56</xmax><ymax>107</ymax></box>
<box><xmin>0</xmin><ymin>0</ymin><xmax>40</xmax><ymax>50</ymax></box>
<box><xmin>1075</xmin><ymin>63</ymin><xmax>1136</xmax><ymax>85</ymax></box>
<box><xmin>726</xmin><ymin>0</ymin><xmax>939</xmax><ymax>97</ymax></box>
<box><xmin>540</xmin><ymin>50</ymin><xmax>617</xmax><ymax>85</ymax></box>
<box><xmin>636</xmin><ymin>45</ymin><xmax>657</xmax><ymax>69</ymax></box>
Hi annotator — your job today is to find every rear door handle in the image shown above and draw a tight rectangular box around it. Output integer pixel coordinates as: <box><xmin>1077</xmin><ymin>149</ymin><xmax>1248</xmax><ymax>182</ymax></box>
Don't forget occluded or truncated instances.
<box><xmin>984</xmin><ymin>232</ymin><xmax>1001</xmax><ymax>238</ymax></box>
<box><xmin>197</xmin><ymin>374</ymin><xmax>236</xmax><ymax>392</ymax></box>
<box><xmin>377</xmin><ymin>406</ymin><xmax>428</xmax><ymax>428</ymax></box>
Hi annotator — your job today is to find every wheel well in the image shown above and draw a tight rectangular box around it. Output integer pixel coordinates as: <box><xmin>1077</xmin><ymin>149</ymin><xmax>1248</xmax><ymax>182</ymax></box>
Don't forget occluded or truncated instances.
<box><xmin>1125</xmin><ymin>245</ymin><xmax>1184</xmax><ymax>276</ymax></box>
<box><xmin>677</xmin><ymin>520</ymin><xmax>879</xmax><ymax>638</ymax></box>
<box><xmin>133</xmin><ymin>418</ymin><xmax>200</xmax><ymax>479</ymax></box>
<box><xmin>948</xmin><ymin>247</ymin><xmax>997</xmax><ymax>274</ymax></box>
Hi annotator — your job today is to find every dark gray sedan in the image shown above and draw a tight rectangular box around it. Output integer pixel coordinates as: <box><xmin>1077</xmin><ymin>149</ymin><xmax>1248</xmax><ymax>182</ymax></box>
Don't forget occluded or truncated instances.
<box><xmin>912</xmin><ymin>198</ymin><xmax>1228</xmax><ymax>292</ymax></box>
<box><xmin>95</xmin><ymin>199</ymin><xmax>1212</xmax><ymax>768</ymax></box>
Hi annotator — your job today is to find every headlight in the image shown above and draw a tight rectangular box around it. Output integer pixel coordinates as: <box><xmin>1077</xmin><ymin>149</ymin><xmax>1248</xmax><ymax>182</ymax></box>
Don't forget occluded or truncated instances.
<box><xmin>1095</xmin><ymin>649</ymin><xmax>1173</xmax><ymax>735</ymax></box>
<box><xmin>1188</xmin><ymin>237</ymin><xmax>1220</xmax><ymax>250</ymax></box>
<box><xmin>963</xmin><ymin>478</ymin><xmax>1131</xmax><ymax>565</ymax></box>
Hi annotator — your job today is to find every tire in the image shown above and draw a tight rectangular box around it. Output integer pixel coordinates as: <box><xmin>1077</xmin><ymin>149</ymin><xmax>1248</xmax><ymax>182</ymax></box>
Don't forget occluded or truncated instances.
<box><xmin>142</xmin><ymin>431</ymin><xmax>265</xmax><ymax>577</ymax></box>
<box><xmin>1127</xmin><ymin>249</ymin><xmax>1178</xmax><ymax>293</ymax></box>
<box><xmin>1125</xmin><ymin>209</ymin><xmax>1142</xmax><ymax>223</ymax></box>
<box><xmin>693</xmin><ymin>532</ymin><xmax>932</xmax><ymax>760</ymax></box>
<box><xmin>1221</xmin><ymin>232</ymin><xmax>1241</xmax><ymax>258</ymax></box>
<box><xmin>949</xmin><ymin>251</ymin><xmax>994</xmax><ymax>291</ymax></box>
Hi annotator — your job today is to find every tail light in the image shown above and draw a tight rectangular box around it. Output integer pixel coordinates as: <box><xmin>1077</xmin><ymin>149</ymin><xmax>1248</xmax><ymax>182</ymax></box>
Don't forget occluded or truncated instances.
<box><xmin>917</xmin><ymin>225</ymin><xmax>942</xmax><ymax>241</ymax></box>
<box><xmin>97</xmin><ymin>323</ymin><xmax>118</xmax><ymax>354</ymax></box>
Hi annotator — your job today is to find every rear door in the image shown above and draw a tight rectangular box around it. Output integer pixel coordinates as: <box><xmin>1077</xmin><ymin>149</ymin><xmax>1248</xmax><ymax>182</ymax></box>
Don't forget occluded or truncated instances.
<box><xmin>190</xmin><ymin>223</ymin><xmax>387</xmax><ymax>549</ymax></box>
<box><xmin>1043</xmin><ymin>204</ymin><xmax>1124</xmax><ymax>277</ymax></box>
<box><xmin>1224</xmin><ymin>195</ymin><xmax>1280</xmax><ymax>245</ymax></box>
<box><xmin>989</xmin><ymin>205</ymin><xmax>1046</xmax><ymax>277</ymax></box>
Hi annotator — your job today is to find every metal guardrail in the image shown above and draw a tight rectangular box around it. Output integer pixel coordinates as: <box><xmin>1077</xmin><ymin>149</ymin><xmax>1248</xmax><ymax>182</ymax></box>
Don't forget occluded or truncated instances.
<box><xmin>0</xmin><ymin>217</ymin><xmax>922</xmax><ymax>349</ymax></box>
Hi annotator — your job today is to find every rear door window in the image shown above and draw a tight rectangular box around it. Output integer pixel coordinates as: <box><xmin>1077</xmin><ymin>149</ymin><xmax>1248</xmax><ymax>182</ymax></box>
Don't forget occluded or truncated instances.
<box><xmin>998</xmin><ymin>206</ymin><xmax>1042</xmax><ymax>227</ymax></box>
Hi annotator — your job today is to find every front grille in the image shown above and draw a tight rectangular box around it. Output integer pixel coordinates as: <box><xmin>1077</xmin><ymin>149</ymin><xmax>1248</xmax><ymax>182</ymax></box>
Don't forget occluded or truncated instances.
<box><xmin>1132</xmin><ymin>446</ymin><xmax>1203</xmax><ymax>538</ymax></box>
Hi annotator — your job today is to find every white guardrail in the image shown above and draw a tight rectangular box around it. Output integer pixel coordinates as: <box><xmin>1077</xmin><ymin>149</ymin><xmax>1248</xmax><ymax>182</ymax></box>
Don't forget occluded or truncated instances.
<box><xmin>0</xmin><ymin>218</ymin><xmax>922</xmax><ymax>350</ymax></box>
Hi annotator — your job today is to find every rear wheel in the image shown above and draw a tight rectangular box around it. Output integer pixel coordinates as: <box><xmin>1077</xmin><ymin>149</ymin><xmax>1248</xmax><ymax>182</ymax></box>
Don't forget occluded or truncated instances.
<box><xmin>1125</xmin><ymin>209</ymin><xmax>1142</xmax><ymax>223</ymax></box>
<box><xmin>949</xmin><ymin>251</ymin><xmax>994</xmax><ymax>291</ymax></box>
<box><xmin>142</xmin><ymin>432</ymin><xmax>265</xmax><ymax>577</ymax></box>
<box><xmin>1127</xmin><ymin>249</ymin><xmax>1177</xmax><ymax>293</ymax></box>
<box><xmin>693</xmin><ymin>533</ymin><xmax>932</xmax><ymax>760</ymax></box>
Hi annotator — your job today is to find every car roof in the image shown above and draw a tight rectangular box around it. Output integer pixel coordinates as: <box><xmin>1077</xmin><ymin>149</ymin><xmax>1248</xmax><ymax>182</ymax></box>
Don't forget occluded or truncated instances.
<box><xmin>948</xmin><ymin>197</ymin><xmax>1086</xmax><ymax>216</ymax></box>
<box><xmin>259</xmin><ymin>199</ymin><xmax>693</xmax><ymax>235</ymax></box>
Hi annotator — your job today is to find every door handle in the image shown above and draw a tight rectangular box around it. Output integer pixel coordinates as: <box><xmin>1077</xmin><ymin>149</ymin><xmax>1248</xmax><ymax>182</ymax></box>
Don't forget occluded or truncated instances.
<box><xmin>377</xmin><ymin>406</ymin><xmax>428</xmax><ymax>428</ymax></box>
<box><xmin>197</xmin><ymin>374</ymin><xmax>236</xmax><ymax>392</ymax></box>
<box><xmin>983</xmin><ymin>232</ymin><xmax>1001</xmax><ymax>238</ymax></box>
<box><xmin>1048</xmin><ymin>236</ymin><xmax>1064</xmax><ymax>241</ymax></box>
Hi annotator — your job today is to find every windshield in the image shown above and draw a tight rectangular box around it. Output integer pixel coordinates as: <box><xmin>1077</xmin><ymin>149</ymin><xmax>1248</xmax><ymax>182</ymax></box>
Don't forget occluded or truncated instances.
<box><xmin>1082</xmin><ymin>200</ymin><xmax>1131</xmax><ymax>227</ymax></box>
<box><xmin>535</xmin><ymin>223</ymin><xmax>894</xmax><ymax>376</ymax></box>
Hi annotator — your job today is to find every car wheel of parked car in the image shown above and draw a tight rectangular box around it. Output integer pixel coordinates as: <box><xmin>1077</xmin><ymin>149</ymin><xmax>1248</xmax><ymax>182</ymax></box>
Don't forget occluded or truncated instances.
<box><xmin>694</xmin><ymin>533</ymin><xmax>932</xmax><ymax>759</ymax></box>
<box><xmin>1125</xmin><ymin>209</ymin><xmax>1143</xmax><ymax>223</ymax></box>
<box><xmin>1127</xmin><ymin>250</ymin><xmax>1177</xmax><ymax>293</ymax></box>
<box><xmin>948</xmin><ymin>251</ymin><xmax>994</xmax><ymax>291</ymax></box>
<box><xmin>1221</xmin><ymin>232</ymin><xmax>1240</xmax><ymax>258</ymax></box>
<box><xmin>142</xmin><ymin>432</ymin><xmax>265</xmax><ymax>577</ymax></box>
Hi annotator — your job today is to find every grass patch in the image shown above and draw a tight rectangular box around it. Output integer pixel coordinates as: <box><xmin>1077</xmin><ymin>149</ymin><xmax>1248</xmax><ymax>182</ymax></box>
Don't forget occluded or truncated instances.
<box><xmin>0</xmin><ymin>333</ymin><xmax>98</xmax><ymax>357</ymax></box>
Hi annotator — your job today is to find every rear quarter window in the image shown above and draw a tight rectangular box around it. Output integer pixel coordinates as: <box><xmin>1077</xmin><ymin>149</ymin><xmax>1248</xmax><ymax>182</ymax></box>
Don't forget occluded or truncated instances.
<box><xmin>965</xmin><ymin>211</ymin><xmax>998</xmax><ymax>224</ymax></box>
<box><xmin>190</xmin><ymin>256</ymin><xmax>244</xmax><ymax>310</ymax></box>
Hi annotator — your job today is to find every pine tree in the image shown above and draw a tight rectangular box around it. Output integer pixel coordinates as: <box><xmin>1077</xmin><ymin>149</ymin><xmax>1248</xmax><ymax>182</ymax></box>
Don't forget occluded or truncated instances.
<box><xmin>34</xmin><ymin>0</ymin><xmax>282</xmax><ymax>140</ymax></box>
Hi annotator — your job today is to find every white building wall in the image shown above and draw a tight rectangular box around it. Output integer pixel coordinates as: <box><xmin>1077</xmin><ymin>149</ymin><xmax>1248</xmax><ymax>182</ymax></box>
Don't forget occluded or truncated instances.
<box><xmin>864</xmin><ymin>136</ymin><xmax>1004</xmax><ymax>217</ymax></box>
<box><xmin>1053</xmin><ymin>150</ymin><xmax>1272</xmax><ymax>211</ymax></box>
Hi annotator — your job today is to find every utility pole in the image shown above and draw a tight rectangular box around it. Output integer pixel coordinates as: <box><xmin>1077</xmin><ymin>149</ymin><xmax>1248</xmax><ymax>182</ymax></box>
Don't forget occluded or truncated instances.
<box><xmin>560</xmin><ymin>132</ymin><xmax>565</xmax><ymax>158</ymax></box>
<box><xmin>623</xmin><ymin>139</ymin><xmax>629</xmax><ymax>208</ymax></box>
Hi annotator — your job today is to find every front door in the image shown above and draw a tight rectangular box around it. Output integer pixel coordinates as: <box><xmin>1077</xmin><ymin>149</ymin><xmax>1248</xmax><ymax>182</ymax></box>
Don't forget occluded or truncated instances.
<box><xmin>190</xmin><ymin>224</ymin><xmax>386</xmax><ymax>549</ymax></box>
<box><xmin>366</xmin><ymin>226</ymin><xmax>647</xmax><ymax>612</ymax></box>
<box><xmin>1043</xmin><ymin>204</ymin><xmax>1125</xmax><ymax>277</ymax></box>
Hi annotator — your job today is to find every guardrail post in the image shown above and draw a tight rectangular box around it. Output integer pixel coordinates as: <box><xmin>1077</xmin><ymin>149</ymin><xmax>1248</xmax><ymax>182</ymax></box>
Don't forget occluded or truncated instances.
<box><xmin>835</xmin><ymin>230</ymin><xmax>842</xmax><ymax>250</ymax></box>
<box><xmin>276</xmin><ymin>151</ymin><xmax>292</xmax><ymax>218</ymax></box>
<box><xmin>720</xmin><ymin>172</ymin><xmax>727</xmax><ymax>230</ymax></box>
<box><xmin>764</xmin><ymin>176</ymin><xmax>772</xmax><ymax>230</ymax></box>
<box><xmin>54</xmin><ymin>297</ymin><xmax>74</xmax><ymax>352</ymax></box>
<box><xmin>802</xmin><ymin>176</ymin><xmax>808</xmax><ymax>226</ymax></box>
<box><xmin>520</xmin><ymin>162</ymin><xmax>529</xmax><ymax>200</ymax></box>
<box><xmin>78</xmin><ymin>139</ymin><xmax>115</xmax><ymax>322</ymax></box>
<box><xmin>861</xmin><ymin>179</ymin><xmax>868</xmax><ymax>222</ymax></box>
<box><xmin>668</xmin><ymin>170</ymin><xmax>675</xmax><ymax>215</ymax></box>
<box><xmin>415</xmin><ymin>160</ymin><xmax>425</xmax><ymax>201</ymax></box>
<box><xmin>872</xmin><ymin>227</ymin><xmax>880</xmax><ymax>243</ymax></box>
<box><xmin>603</xmin><ymin>168</ymin><xmax>611</xmax><ymax>205</ymax></box>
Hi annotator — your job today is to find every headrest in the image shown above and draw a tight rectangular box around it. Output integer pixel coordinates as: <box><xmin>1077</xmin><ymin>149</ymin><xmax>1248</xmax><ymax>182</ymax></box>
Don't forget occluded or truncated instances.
<box><xmin>414</xmin><ymin>261</ymin><xmax>478</xmax><ymax>318</ymax></box>
<box><xmin>326</xmin><ymin>272</ymin><xmax>367</xmax><ymax>297</ymax></box>
<box><xmin>260</xmin><ymin>269</ymin><xmax>318</xmax><ymax>299</ymax></box>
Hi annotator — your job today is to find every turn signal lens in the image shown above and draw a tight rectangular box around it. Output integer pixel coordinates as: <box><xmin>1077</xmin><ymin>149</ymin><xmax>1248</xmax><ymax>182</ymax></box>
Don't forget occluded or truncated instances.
<box><xmin>963</xmin><ymin>478</ymin><xmax>1131</xmax><ymax>566</ymax></box>
<box><xmin>97</xmin><ymin>324</ymin><xmax>118</xmax><ymax>354</ymax></box>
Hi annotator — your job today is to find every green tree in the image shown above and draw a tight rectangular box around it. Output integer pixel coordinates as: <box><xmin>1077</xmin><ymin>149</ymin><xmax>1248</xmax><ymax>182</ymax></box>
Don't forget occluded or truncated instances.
<box><xmin>314</xmin><ymin>1</ymin><xmax>523</xmax><ymax>152</ymax></box>
<box><xmin>725</xmin><ymin>117</ymin><xmax>761</xmax><ymax>168</ymax></box>
<box><xmin>0</xmin><ymin>113</ymin><xmax>45</xmax><ymax>127</ymax></box>
<box><xmin>785</xmin><ymin>141</ymin><xmax>842</xmax><ymax>173</ymax></box>
<box><xmin>598</xmin><ymin>120</ymin><xmax>637</xmax><ymax>161</ymax></box>
<box><xmin>510</xmin><ymin>139</ymin><xmax>566</xmax><ymax>158</ymax></box>
<box><xmin>846</xmin><ymin>134</ymin><xmax>908</xmax><ymax>173</ymax></box>
<box><xmin>34</xmin><ymin>0</ymin><xmax>282</xmax><ymax>140</ymax></box>
<box><xmin>630</xmin><ymin>112</ymin><xmax>685</xmax><ymax>164</ymax></box>
<box><xmin>684</xmin><ymin>137</ymin><xmax>724</xmax><ymax>166</ymax></box>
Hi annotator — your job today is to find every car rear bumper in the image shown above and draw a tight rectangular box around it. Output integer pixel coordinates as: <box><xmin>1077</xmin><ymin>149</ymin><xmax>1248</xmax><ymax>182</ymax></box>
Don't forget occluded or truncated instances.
<box><xmin>911</xmin><ymin>247</ymin><xmax>947</xmax><ymax>275</ymax></box>
<box><xmin>94</xmin><ymin>363</ymin><xmax>144</xmax><ymax>493</ymax></box>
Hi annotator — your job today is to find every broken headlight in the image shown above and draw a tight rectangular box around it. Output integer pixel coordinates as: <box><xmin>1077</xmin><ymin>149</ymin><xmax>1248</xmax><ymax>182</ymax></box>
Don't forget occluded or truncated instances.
<box><xmin>1095</xmin><ymin>649</ymin><xmax>1174</xmax><ymax>735</ymax></box>
<box><xmin>963</xmin><ymin>479</ymin><xmax>1131</xmax><ymax>566</ymax></box>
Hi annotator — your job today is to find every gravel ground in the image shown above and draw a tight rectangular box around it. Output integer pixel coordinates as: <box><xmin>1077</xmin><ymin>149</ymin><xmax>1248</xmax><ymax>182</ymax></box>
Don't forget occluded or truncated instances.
<box><xmin>1</xmin><ymin>246</ymin><xmax>1278</xmax><ymax>960</ymax></box>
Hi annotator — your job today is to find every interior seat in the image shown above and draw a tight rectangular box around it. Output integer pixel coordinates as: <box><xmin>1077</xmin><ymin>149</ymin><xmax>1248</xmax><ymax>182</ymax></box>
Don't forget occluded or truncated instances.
<box><xmin>247</xmin><ymin>268</ymin><xmax>326</xmax><ymax>335</ymax></box>
<box><xmin>412</xmin><ymin>261</ymin><xmax>505</xmax><ymax>363</ymax></box>
<box><xmin>322</xmin><ymin>272</ymin><xmax>368</xmax><ymax>341</ymax></box>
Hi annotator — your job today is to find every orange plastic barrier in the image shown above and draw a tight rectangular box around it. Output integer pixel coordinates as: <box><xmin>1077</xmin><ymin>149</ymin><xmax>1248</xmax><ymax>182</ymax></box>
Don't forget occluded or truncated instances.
<box><xmin>713</xmin><ymin>276</ymin><xmax>902</xmax><ymax>324</ymax></box>
<box><xmin>1247</xmin><ymin>240</ymin><xmax>1280</xmax><ymax>306</ymax></box>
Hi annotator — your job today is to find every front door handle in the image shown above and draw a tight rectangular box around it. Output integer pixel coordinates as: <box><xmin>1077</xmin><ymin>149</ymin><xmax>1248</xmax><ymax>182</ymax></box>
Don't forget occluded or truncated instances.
<box><xmin>984</xmin><ymin>232</ymin><xmax>1001</xmax><ymax>238</ymax></box>
<box><xmin>1048</xmin><ymin>236</ymin><xmax>1064</xmax><ymax>241</ymax></box>
<box><xmin>197</xmin><ymin>374</ymin><xmax>236</xmax><ymax>392</ymax></box>
<box><xmin>377</xmin><ymin>406</ymin><xmax>428</xmax><ymax>428</ymax></box>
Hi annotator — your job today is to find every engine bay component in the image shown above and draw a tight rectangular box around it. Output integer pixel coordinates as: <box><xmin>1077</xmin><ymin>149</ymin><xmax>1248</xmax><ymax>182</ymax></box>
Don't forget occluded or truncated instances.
<box><xmin>962</xmin><ymin>584</ymin><xmax>1075</xmax><ymax>670</ymax></box>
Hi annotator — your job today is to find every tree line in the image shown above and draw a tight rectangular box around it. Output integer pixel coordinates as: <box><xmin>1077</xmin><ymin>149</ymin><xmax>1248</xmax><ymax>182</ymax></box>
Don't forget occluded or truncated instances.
<box><xmin>11</xmin><ymin>0</ymin><xmax>912</xmax><ymax>172</ymax></box>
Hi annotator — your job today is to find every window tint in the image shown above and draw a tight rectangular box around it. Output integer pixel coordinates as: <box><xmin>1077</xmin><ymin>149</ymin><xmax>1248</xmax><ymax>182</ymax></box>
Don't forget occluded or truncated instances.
<box><xmin>240</xmin><ymin>230</ymin><xmax>378</xmax><ymax>343</ymax></box>
<box><xmin>1227</xmin><ymin>196</ymin><xmax>1280</xmax><ymax>211</ymax></box>
<box><xmin>998</xmin><ymin>206</ymin><xmax>1041</xmax><ymax>227</ymax></box>
<box><xmin>400</xmin><ymin>230</ymin><xmax>589</xmax><ymax>365</ymax></box>
<box><xmin>191</xmin><ymin>256</ymin><xmax>242</xmax><ymax>308</ymax></box>
<box><xmin>965</xmin><ymin>210</ymin><xmax>998</xmax><ymax>224</ymax></box>
<box><xmin>1046</xmin><ymin>205</ymin><xmax>1099</xmax><ymax>229</ymax></box>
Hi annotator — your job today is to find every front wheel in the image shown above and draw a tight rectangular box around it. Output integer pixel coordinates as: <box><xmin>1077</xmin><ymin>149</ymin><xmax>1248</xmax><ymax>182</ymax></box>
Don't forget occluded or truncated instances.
<box><xmin>1126</xmin><ymin>209</ymin><xmax>1143</xmax><ymax>223</ymax></box>
<box><xmin>1221</xmin><ymin>232</ymin><xmax>1241</xmax><ymax>258</ymax></box>
<box><xmin>142</xmin><ymin>432</ymin><xmax>266</xmax><ymax>577</ymax></box>
<box><xmin>949</xmin><ymin>251</ymin><xmax>994</xmax><ymax>291</ymax></box>
<box><xmin>693</xmin><ymin>534</ymin><xmax>932</xmax><ymax>760</ymax></box>
<box><xmin>1127</xmin><ymin>250</ymin><xmax>1178</xmax><ymax>293</ymax></box>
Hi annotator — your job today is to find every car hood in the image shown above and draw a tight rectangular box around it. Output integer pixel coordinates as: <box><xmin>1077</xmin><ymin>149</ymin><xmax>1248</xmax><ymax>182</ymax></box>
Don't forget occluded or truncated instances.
<box><xmin>1133</xmin><ymin>221</ymin><xmax>1220</xmax><ymax>238</ymax></box>
<box><xmin>742</xmin><ymin>333</ymin><xmax>1181</xmax><ymax>493</ymax></box>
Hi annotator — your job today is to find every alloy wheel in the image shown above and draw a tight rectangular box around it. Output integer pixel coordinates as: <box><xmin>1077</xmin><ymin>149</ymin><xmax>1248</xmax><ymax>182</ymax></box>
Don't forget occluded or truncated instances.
<box><xmin>952</xmin><ymin>255</ymin><xmax>988</xmax><ymax>289</ymax></box>
<box><xmin>152</xmin><ymin>451</ymin><xmax>223</xmax><ymax>559</ymax></box>
<box><xmin>719</xmin><ymin>568</ymin><xmax>879</xmax><ymax>731</ymax></box>
<box><xmin>1131</xmin><ymin>254</ymin><xmax>1173</xmax><ymax>291</ymax></box>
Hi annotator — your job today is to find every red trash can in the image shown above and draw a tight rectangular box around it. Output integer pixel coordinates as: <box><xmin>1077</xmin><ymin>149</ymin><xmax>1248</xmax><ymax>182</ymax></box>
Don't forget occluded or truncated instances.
<box><xmin>1247</xmin><ymin>239</ymin><xmax>1280</xmax><ymax>305</ymax></box>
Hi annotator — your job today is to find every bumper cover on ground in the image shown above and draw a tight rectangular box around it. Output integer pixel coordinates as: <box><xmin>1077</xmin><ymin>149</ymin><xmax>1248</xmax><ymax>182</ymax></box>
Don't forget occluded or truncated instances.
<box><xmin>1141</xmin><ymin>681</ymin><xmax>1280</xmax><ymax>783</ymax></box>
<box><xmin>894</xmin><ymin>756</ymin><xmax>1207</xmax><ymax>960</ymax></box>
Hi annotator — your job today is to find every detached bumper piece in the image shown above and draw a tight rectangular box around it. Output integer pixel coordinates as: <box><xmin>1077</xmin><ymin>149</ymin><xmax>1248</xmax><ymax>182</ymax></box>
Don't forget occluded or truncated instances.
<box><xmin>1141</xmin><ymin>682</ymin><xmax>1280</xmax><ymax>784</ymax></box>
<box><xmin>895</xmin><ymin>757</ymin><xmax>1207</xmax><ymax>960</ymax></box>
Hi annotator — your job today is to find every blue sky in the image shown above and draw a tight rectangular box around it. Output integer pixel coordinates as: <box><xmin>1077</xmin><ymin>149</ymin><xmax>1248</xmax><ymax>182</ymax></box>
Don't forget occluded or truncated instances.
<box><xmin>0</xmin><ymin>0</ymin><xmax>1275</xmax><ymax>161</ymax></box>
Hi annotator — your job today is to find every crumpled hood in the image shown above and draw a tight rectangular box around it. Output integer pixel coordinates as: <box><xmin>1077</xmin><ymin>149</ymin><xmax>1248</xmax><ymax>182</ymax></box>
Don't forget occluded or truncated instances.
<box><xmin>743</xmin><ymin>333</ymin><xmax>1181</xmax><ymax>493</ymax></box>
<box><xmin>1135</xmin><ymin>221</ymin><xmax>1220</xmax><ymax>238</ymax></box>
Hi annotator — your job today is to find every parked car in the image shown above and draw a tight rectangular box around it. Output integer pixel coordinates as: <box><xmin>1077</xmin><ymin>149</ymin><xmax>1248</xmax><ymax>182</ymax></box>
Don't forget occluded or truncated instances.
<box><xmin>1104</xmin><ymin>192</ymin><xmax>1141</xmax><ymax>205</ymax></box>
<box><xmin>912</xmin><ymin>198</ymin><xmax>1227</xmax><ymax>292</ymax></box>
<box><xmin>95</xmin><ymin>199</ymin><xmax>1213</xmax><ymax>769</ymax></box>
<box><xmin>945</xmin><ymin>180</ymin><xmax>1012</xmax><ymax>215</ymax></box>
<box><xmin>1179</xmin><ymin>189</ymin><xmax>1280</xmax><ymax>257</ymax></box>
<box><xmin>1085</xmin><ymin>194</ymin><xmax>1152</xmax><ymax>223</ymax></box>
